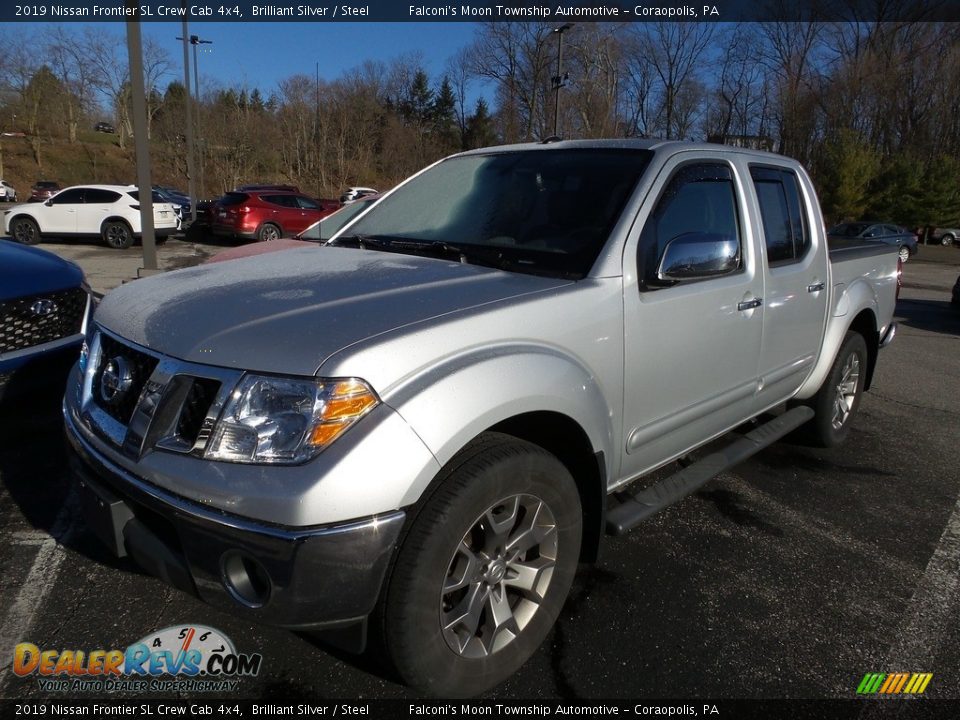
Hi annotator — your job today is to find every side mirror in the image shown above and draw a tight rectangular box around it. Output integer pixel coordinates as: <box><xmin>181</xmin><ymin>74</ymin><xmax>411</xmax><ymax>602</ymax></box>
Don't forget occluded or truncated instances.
<box><xmin>656</xmin><ymin>232</ymin><xmax>740</xmax><ymax>284</ymax></box>
<box><xmin>863</xmin><ymin>231</ymin><xmax>875</xmax><ymax>238</ymax></box>
<box><xmin>44</xmin><ymin>199</ymin><xmax>53</xmax><ymax>207</ymax></box>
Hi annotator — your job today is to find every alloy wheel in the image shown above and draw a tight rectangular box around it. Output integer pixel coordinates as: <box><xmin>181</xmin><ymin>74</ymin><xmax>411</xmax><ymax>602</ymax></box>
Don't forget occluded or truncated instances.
<box><xmin>440</xmin><ymin>493</ymin><xmax>558</xmax><ymax>659</ymax></box>
<box><xmin>831</xmin><ymin>352</ymin><xmax>861</xmax><ymax>430</ymax></box>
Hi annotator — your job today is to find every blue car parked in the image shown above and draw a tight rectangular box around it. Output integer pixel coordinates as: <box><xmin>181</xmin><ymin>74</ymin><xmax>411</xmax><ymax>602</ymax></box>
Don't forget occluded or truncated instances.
<box><xmin>0</xmin><ymin>240</ymin><xmax>92</xmax><ymax>401</ymax></box>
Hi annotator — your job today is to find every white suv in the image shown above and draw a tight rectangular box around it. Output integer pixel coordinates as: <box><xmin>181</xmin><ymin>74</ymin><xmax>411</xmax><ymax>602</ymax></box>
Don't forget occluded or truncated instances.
<box><xmin>0</xmin><ymin>180</ymin><xmax>16</xmax><ymax>202</ymax></box>
<box><xmin>3</xmin><ymin>185</ymin><xmax>179</xmax><ymax>249</ymax></box>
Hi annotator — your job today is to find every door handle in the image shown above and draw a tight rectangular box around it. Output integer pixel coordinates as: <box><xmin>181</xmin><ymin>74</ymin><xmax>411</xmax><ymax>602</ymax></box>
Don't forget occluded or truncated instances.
<box><xmin>807</xmin><ymin>282</ymin><xmax>825</xmax><ymax>293</ymax></box>
<box><xmin>737</xmin><ymin>298</ymin><xmax>763</xmax><ymax>311</ymax></box>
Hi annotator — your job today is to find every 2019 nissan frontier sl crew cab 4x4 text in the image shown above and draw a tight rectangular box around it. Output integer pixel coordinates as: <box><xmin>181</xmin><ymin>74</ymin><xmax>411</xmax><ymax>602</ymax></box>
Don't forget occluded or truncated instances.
<box><xmin>64</xmin><ymin>140</ymin><xmax>899</xmax><ymax>697</ymax></box>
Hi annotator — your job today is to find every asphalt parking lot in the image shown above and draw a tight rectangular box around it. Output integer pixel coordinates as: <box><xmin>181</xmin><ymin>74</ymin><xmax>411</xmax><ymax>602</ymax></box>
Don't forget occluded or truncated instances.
<box><xmin>0</xmin><ymin>239</ymin><xmax>958</xmax><ymax>702</ymax></box>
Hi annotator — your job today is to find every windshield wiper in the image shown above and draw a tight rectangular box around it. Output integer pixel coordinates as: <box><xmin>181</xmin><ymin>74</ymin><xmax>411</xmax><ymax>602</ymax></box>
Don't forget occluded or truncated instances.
<box><xmin>328</xmin><ymin>234</ymin><xmax>394</xmax><ymax>250</ymax></box>
<box><xmin>333</xmin><ymin>235</ymin><xmax>502</xmax><ymax>267</ymax></box>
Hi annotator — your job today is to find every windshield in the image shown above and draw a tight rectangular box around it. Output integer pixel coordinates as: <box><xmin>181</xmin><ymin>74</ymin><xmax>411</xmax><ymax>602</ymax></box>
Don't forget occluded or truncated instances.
<box><xmin>338</xmin><ymin>148</ymin><xmax>651</xmax><ymax>278</ymax></box>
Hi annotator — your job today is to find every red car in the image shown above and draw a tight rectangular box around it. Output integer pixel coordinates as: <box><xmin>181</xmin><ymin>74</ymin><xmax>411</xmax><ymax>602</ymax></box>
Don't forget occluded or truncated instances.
<box><xmin>211</xmin><ymin>190</ymin><xmax>337</xmax><ymax>242</ymax></box>
<box><xmin>29</xmin><ymin>181</ymin><xmax>61</xmax><ymax>202</ymax></box>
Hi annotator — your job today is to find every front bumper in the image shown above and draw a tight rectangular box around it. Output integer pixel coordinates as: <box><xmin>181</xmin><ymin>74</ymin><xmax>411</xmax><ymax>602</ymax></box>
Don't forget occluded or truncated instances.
<box><xmin>64</xmin><ymin>407</ymin><xmax>405</xmax><ymax>636</ymax></box>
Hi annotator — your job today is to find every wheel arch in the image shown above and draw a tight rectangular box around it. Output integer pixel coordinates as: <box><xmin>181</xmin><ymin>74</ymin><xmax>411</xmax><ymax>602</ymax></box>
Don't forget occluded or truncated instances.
<box><xmin>488</xmin><ymin>412</ymin><xmax>605</xmax><ymax>563</ymax></box>
<box><xmin>101</xmin><ymin>216</ymin><xmax>135</xmax><ymax>234</ymax></box>
<box><xmin>8</xmin><ymin>212</ymin><xmax>42</xmax><ymax>230</ymax></box>
<box><xmin>797</xmin><ymin>302</ymin><xmax>881</xmax><ymax>401</ymax></box>
<box><xmin>847</xmin><ymin>309</ymin><xmax>880</xmax><ymax>391</ymax></box>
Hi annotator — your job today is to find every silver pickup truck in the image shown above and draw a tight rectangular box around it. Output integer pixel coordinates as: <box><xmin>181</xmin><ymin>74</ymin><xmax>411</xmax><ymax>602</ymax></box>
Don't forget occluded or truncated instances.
<box><xmin>64</xmin><ymin>140</ymin><xmax>898</xmax><ymax>696</ymax></box>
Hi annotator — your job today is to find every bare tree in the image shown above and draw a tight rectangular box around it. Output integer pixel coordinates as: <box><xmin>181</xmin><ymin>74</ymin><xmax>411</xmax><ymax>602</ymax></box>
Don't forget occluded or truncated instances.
<box><xmin>467</xmin><ymin>22</ymin><xmax>554</xmax><ymax>141</ymax></box>
<box><xmin>631</xmin><ymin>21</ymin><xmax>715</xmax><ymax>139</ymax></box>
<box><xmin>45</xmin><ymin>27</ymin><xmax>99</xmax><ymax>143</ymax></box>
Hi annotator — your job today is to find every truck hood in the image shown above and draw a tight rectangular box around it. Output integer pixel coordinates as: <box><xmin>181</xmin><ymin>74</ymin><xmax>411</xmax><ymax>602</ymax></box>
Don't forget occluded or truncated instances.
<box><xmin>95</xmin><ymin>245</ymin><xmax>571</xmax><ymax>376</ymax></box>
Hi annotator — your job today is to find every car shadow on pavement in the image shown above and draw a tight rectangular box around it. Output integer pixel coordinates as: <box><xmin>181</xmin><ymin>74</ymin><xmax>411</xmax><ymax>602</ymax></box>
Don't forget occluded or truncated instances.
<box><xmin>0</xmin><ymin>389</ymin><xmax>157</xmax><ymax>577</ymax></box>
<box><xmin>895</xmin><ymin>298</ymin><xmax>960</xmax><ymax>336</ymax></box>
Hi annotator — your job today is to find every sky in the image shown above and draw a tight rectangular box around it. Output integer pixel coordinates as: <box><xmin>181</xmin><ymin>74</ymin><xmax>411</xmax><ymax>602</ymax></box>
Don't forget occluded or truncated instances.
<box><xmin>16</xmin><ymin>21</ymin><xmax>486</xmax><ymax>103</ymax></box>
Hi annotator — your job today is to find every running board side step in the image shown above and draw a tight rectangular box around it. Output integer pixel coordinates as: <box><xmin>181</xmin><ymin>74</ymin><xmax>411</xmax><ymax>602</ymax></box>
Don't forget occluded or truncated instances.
<box><xmin>605</xmin><ymin>406</ymin><xmax>814</xmax><ymax>536</ymax></box>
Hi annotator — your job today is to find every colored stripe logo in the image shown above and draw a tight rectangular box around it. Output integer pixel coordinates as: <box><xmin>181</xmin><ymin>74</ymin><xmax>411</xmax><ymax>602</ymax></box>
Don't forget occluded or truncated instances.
<box><xmin>857</xmin><ymin>673</ymin><xmax>933</xmax><ymax>695</ymax></box>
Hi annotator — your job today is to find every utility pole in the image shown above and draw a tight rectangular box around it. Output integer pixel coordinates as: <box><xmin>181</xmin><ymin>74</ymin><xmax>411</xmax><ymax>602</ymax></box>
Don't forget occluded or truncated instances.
<box><xmin>126</xmin><ymin>6</ymin><xmax>157</xmax><ymax>273</ymax></box>
<box><xmin>180</xmin><ymin>11</ymin><xmax>197</xmax><ymax>222</ymax></box>
<box><xmin>551</xmin><ymin>24</ymin><xmax>573</xmax><ymax>138</ymax></box>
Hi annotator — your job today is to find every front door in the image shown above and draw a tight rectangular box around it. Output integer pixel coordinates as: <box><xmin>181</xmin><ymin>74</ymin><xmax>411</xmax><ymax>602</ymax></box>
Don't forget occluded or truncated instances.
<box><xmin>620</xmin><ymin>155</ymin><xmax>764</xmax><ymax>480</ymax></box>
<box><xmin>42</xmin><ymin>187</ymin><xmax>85</xmax><ymax>235</ymax></box>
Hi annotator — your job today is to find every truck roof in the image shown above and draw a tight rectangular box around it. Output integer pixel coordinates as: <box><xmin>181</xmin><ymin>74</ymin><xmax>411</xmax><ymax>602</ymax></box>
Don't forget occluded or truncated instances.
<box><xmin>458</xmin><ymin>138</ymin><xmax>792</xmax><ymax>163</ymax></box>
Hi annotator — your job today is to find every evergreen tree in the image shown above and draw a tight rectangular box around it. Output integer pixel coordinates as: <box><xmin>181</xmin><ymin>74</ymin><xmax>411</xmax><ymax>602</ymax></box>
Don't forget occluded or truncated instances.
<box><xmin>465</xmin><ymin>98</ymin><xmax>498</xmax><ymax>149</ymax></box>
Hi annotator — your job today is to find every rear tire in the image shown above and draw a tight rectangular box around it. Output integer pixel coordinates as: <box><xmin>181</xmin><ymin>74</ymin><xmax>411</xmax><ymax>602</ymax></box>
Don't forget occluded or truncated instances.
<box><xmin>102</xmin><ymin>221</ymin><xmax>134</xmax><ymax>250</ymax></box>
<box><xmin>380</xmin><ymin>433</ymin><xmax>582</xmax><ymax>697</ymax></box>
<box><xmin>943</xmin><ymin>234</ymin><xmax>956</xmax><ymax>247</ymax></box>
<box><xmin>10</xmin><ymin>217</ymin><xmax>41</xmax><ymax>245</ymax></box>
<box><xmin>257</xmin><ymin>223</ymin><xmax>281</xmax><ymax>242</ymax></box>
<box><xmin>801</xmin><ymin>331</ymin><xmax>868</xmax><ymax>448</ymax></box>
<box><xmin>898</xmin><ymin>245</ymin><xmax>910</xmax><ymax>262</ymax></box>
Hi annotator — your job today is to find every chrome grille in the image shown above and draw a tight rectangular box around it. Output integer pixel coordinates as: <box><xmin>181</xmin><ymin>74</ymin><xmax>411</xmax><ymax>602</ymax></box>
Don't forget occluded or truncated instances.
<box><xmin>83</xmin><ymin>329</ymin><xmax>238</xmax><ymax>459</ymax></box>
<box><xmin>0</xmin><ymin>286</ymin><xmax>87</xmax><ymax>353</ymax></box>
<box><xmin>175</xmin><ymin>377</ymin><xmax>221</xmax><ymax>447</ymax></box>
<box><xmin>92</xmin><ymin>333</ymin><xmax>159</xmax><ymax>425</ymax></box>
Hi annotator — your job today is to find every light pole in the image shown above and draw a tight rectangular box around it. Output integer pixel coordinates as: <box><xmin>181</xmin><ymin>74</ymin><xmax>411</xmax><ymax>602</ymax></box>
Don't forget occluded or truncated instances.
<box><xmin>551</xmin><ymin>24</ymin><xmax>573</xmax><ymax>138</ymax></box>
<box><xmin>178</xmin><ymin>17</ymin><xmax>196</xmax><ymax>222</ymax></box>
<box><xmin>177</xmin><ymin>33</ymin><xmax>212</xmax><ymax>198</ymax></box>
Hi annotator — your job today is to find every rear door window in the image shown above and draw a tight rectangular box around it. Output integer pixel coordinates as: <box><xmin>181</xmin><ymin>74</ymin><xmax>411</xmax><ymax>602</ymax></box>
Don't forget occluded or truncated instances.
<box><xmin>749</xmin><ymin>166</ymin><xmax>810</xmax><ymax>265</ymax></box>
<box><xmin>263</xmin><ymin>195</ymin><xmax>298</xmax><ymax>208</ymax></box>
<box><xmin>296</xmin><ymin>196</ymin><xmax>320</xmax><ymax>210</ymax></box>
<box><xmin>87</xmin><ymin>189</ymin><xmax>122</xmax><ymax>203</ymax></box>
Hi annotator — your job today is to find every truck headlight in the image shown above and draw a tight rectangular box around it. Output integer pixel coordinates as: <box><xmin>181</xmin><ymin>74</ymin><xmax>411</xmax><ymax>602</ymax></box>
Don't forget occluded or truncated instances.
<box><xmin>205</xmin><ymin>375</ymin><xmax>379</xmax><ymax>464</ymax></box>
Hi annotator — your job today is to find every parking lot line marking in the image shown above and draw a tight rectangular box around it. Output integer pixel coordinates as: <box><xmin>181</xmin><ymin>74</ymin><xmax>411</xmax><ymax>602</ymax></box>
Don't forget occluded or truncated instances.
<box><xmin>0</xmin><ymin>489</ymin><xmax>77</xmax><ymax>693</ymax></box>
<box><xmin>859</xmin><ymin>494</ymin><xmax>960</xmax><ymax>716</ymax></box>
<box><xmin>881</xmin><ymin>491</ymin><xmax>960</xmax><ymax>669</ymax></box>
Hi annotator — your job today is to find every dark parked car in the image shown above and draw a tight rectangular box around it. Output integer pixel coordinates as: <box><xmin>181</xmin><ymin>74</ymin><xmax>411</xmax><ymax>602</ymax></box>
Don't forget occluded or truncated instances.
<box><xmin>828</xmin><ymin>222</ymin><xmax>918</xmax><ymax>262</ymax></box>
<box><xmin>29</xmin><ymin>181</ymin><xmax>61</xmax><ymax>202</ymax></box>
<box><xmin>152</xmin><ymin>186</ymin><xmax>191</xmax><ymax>226</ymax></box>
<box><xmin>952</xmin><ymin>274</ymin><xmax>960</xmax><ymax>307</ymax></box>
<box><xmin>211</xmin><ymin>190</ymin><xmax>338</xmax><ymax>242</ymax></box>
<box><xmin>0</xmin><ymin>240</ymin><xmax>91</xmax><ymax>401</ymax></box>
<box><xmin>94</xmin><ymin>122</ymin><xmax>116</xmax><ymax>133</ymax></box>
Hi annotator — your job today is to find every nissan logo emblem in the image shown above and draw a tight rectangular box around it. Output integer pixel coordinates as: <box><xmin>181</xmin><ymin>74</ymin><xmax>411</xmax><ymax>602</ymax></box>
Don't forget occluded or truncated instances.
<box><xmin>100</xmin><ymin>357</ymin><xmax>134</xmax><ymax>405</ymax></box>
<box><xmin>30</xmin><ymin>299</ymin><xmax>57</xmax><ymax>316</ymax></box>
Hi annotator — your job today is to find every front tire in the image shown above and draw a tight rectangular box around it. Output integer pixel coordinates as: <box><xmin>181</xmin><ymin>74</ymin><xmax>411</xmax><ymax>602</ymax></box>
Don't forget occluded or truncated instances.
<box><xmin>10</xmin><ymin>217</ymin><xmax>41</xmax><ymax>245</ymax></box>
<box><xmin>803</xmin><ymin>331</ymin><xmax>867</xmax><ymax>447</ymax></box>
<box><xmin>102</xmin><ymin>221</ymin><xmax>133</xmax><ymax>249</ymax></box>
<box><xmin>381</xmin><ymin>433</ymin><xmax>582</xmax><ymax>697</ymax></box>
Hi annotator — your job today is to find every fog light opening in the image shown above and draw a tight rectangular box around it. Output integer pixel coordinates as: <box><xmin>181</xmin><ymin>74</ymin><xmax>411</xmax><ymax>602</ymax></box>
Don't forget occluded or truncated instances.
<box><xmin>221</xmin><ymin>551</ymin><xmax>272</xmax><ymax>608</ymax></box>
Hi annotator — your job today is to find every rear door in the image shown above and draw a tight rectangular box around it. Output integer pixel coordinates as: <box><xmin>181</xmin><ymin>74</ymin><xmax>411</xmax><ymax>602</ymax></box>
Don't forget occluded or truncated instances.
<box><xmin>292</xmin><ymin>195</ymin><xmax>326</xmax><ymax>234</ymax></box>
<box><xmin>261</xmin><ymin>194</ymin><xmax>299</xmax><ymax>233</ymax></box>
<box><xmin>76</xmin><ymin>188</ymin><xmax>123</xmax><ymax>234</ymax></box>
<box><xmin>620</xmin><ymin>154</ymin><xmax>764</xmax><ymax>479</ymax></box>
<box><xmin>748</xmin><ymin>164</ymin><xmax>829</xmax><ymax>409</ymax></box>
